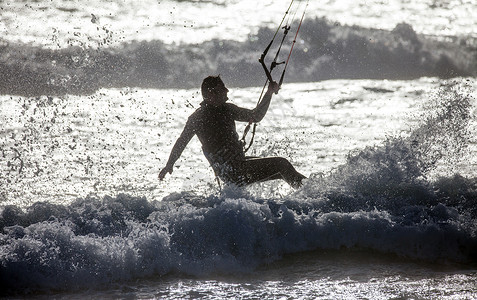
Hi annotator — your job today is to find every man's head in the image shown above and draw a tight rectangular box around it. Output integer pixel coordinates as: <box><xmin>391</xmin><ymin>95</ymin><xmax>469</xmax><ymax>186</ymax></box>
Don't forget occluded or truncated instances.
<box><xmin>201</xmin><ymin>75</ymin><xmax>229</xmax><ymax>105</ymax></box>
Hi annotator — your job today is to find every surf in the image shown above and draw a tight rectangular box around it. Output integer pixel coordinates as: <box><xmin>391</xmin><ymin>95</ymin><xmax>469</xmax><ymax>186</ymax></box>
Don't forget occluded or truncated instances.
<box><xmin>1</xmin><ymin>81</ymin><xmax>476</xmax><ymax>295</ymax></box>
<box><xmin>1</xmin><ymin>19</ymin><xmax>475</xmax><ymax>97</ymax></box>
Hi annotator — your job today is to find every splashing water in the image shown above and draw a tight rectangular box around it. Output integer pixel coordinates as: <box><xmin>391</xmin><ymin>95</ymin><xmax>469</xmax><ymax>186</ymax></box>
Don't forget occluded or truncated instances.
<box><xmin>304</xmin><ymin>81</ymin><xmax>474</xmax><ymax>203</ymax></box>
<box><xmin>1</xmin><ymin>80</ymin><xmax>476</xmax><ymax>295</ymax></box>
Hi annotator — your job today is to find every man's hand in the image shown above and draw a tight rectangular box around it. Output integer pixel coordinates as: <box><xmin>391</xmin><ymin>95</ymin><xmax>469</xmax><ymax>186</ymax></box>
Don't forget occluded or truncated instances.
<box><xmin>268</xmin><ymin>81</ymin><xmax>280</xmax><ymax>94</ymax></box>
<box><xmin>159</xmin><ymin>164</ymin><xmax>173</xmax><ymax>180</ymax></box>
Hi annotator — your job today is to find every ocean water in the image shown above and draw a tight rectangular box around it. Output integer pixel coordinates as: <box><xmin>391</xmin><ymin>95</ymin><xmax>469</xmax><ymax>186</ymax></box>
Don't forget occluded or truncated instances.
<box><xmin>1</xmin><ymin>0</ymin><xmax>477</xmax><ymax>298</ymax></box>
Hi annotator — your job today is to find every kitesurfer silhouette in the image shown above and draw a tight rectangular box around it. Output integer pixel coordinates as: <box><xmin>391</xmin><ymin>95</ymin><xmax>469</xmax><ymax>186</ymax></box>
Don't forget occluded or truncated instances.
<box><xmin>159</xmin><ymin>75</ymin><xmax>306</xmax><ymax>188</ymax></box>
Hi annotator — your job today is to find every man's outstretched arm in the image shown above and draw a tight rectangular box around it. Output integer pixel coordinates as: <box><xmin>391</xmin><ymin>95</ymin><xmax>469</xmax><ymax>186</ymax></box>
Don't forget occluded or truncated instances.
<box><xmin>159</xmin><ymin>120</ymin><xmax>195</xmax><ymax>180</ymax></box>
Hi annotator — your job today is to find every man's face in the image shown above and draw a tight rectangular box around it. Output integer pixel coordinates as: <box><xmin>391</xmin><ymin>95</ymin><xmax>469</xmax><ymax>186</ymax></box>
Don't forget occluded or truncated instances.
<box><xmin>209</xmin><ymin>79</ymin><xmax>229</xmax><ymax>105</ymax></box>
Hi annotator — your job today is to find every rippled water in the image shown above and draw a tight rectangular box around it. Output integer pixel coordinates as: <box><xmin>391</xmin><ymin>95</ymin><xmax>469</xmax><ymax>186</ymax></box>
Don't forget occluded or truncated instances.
<box><xmin>3</xmin><ymin>78</ymin><xmax>475</xmax><ymax>206</ymax></box>
<box><xmin>1</xmin><ymin>0</ymin><xmax>476</xmax><ymax>48</ymax></box>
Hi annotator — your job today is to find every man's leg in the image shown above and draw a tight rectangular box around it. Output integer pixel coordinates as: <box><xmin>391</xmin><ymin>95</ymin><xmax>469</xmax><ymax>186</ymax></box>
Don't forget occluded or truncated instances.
<box><xmin>241</xmin><ymin>157</ymin><xmax>306</xmax><ymax>188</ymax></box>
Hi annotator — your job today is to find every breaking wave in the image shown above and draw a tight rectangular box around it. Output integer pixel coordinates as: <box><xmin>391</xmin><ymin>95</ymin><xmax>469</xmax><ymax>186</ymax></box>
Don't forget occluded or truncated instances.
<box><xmin>1</xmin><ymin>83</ymin><xmax>476</xmax><ymax>295</ymax></box>
<box><xmin>1</xmin><ymin>19</ymin><xmax>476</xmax><ymax>96</ymax></box>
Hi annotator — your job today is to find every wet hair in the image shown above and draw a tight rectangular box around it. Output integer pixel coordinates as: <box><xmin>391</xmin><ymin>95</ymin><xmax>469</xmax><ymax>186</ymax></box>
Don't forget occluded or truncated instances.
<box><xmin>201</xmin><ymin>75</ymin><xmax>223</xmax><ymax>101</ymax></box>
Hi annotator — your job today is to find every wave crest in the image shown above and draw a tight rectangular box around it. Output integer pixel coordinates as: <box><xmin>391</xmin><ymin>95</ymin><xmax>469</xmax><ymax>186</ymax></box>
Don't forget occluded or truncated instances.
<box><xmin>1</xmin><ymin>19</ymin><xmax>475</xmax><ymax>96</ymax></box>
